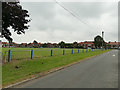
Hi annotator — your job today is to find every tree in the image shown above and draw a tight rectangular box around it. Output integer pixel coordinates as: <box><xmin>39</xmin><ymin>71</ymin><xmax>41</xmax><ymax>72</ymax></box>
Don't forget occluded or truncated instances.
<box><xmin>65</xmin><ymin>43</ymin><xmax>73</xmax><ymax>48</ymax></box>
<box><xmin>33</xmin><ymin>40</ymin><xmax>38</xmax><ymax>44</ymax></box>
<box><xmin>33</xmin><ymin>40</ymin><xmax>39</xmax><ymax>48</ymax></box>
<box><xmin>42</xmin><ymin>43</ymin><xmax>47</xmax><ymax>48</ymax></box>
<box><xmin>58</xmin><ymin>41</ymin><xmax>65</xmax><ymax>48</ymax></box>
<box><xmin>2</xmin><ymin>2</ymin><xmax>30</xmax><ymax>43</ymax></box>
<box><xmin>94</xmin><ymin>35</ymin><xmax>106</xmax><ymax>49</ymax></box>
<box><xmin>107</xmin><ymin>44</ymin><xmax>111</xmax><ymax>49</ymax></box>
<box><xmin>73</xmin><ymin>41</ymin><xmax>78</xmax><ymax>48</ymax></box>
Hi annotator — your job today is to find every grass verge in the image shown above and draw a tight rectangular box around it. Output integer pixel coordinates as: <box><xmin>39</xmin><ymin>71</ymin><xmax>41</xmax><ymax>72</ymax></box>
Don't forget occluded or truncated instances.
<box><xmin>2</xmin><ymin>49</ymin><xmax>111</xmax><ymax>87</ymax></box>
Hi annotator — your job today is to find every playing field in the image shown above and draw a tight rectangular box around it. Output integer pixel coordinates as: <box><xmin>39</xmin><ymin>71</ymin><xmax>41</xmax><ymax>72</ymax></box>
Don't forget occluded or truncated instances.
<box><xmin>2</xmin><ymin>48</ymin><xmax>111</xmax><ymax>87</ymax></box>
<box><xmin>2</xmin><ymin>48</ymin><xmax>84</xmax><ymax>62</ymax></box>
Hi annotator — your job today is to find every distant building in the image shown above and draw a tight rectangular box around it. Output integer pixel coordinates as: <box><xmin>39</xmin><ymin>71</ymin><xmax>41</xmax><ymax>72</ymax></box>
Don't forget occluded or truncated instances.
<box><xmin>27</xmin><ymin>42</ymin><xmax>42</xmax><ymax>48</ymax></box>
<box><xmin>107</xmin><ymin>41</ymin><xmax>120</xmax><ymax>49</ymax></box>
<box><xmin>53</xmin><ymin>43</ymin><xmax>59</xmax><ymax>48</ymax></box>
<box><xmin>27</xmin><ymin>43</ymin><xmax>33</xmax><ymax>48</ymax></box>
<box><xmin>38</xmin><ymin>43</ymin><xmax>42</xmax><ymax>47</ymax></box>
<box><xmin>2</xmin><ymin>40</ymin><xmax>120</xmax><ymax>49</ymax></box>
<box><xmin>2</xmin><ymin>42</ymin><xmax>9</xmax><ymax>47</ymax></box>
<box><xmin>20</xmin><ymin>43</ymin><xmax>28</xmax><ymax>47</ymax></box>
<box><xmin>79</xmin><ymin>41</ymin><xmax>95</xmax><ymax>49</ymax></box>
<box><xmin>47</xmin><ymin>43</ymin><xmax>53</xmax><ymax>48</ymax></box>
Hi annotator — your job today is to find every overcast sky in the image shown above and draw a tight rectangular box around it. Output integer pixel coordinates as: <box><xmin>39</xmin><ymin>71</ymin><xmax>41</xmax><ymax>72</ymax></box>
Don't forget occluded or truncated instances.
<box><xmin>2</xmin><ymin>1</ymin><xmax>118</xmax><ymax>43</ymax></box>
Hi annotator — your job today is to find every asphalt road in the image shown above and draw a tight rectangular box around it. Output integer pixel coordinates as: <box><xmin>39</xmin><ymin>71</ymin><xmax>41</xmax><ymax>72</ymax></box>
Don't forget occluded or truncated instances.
<box><xmin>17</xmin><ymin>50</ymin><xmax>118</xmax><ymax>88</ymax></box>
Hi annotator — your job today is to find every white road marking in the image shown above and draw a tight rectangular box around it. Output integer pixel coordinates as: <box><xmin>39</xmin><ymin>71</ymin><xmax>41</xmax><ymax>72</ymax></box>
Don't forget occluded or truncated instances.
<box><xmin>112</xmin><ymin>55</ymin><xmax>115</xmax><ymax>56</ymax></box>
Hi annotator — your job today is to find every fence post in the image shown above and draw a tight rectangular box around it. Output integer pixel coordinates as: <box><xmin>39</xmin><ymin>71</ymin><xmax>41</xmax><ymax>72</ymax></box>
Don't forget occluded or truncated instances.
<box><xmin>31</xmin><ymin>50</ymin><xmax>33</xmax><ymax>59</ymax></box>
<box><xmin>8</xmin><ymin>50</ymin><xmax>11</xmax><ymax>62</ymax></box>
<box><xmin>92</xmin><ymin>49</ymin><xmax>93</xmax><ymax>51</ymax></box>
<box><xmin>63</xmin><ymin>50</ymin><xmax>65</xmax><ymax>55</ymax></box>
<box><xmin>78</xmin><ymin>49</ymin><xmax>79</xmax><ymax>53</ymax></box>
<box><xmin>5</xmin><ymin>51</ymin><xmax>7</xmax><ymax>63</ymax></box>
<box><xmin>72</xmin><ymin>49</ymin><xmax>73</xmax><ymax>54</ymax></box>
<box><xmin>89</xmin><ymin>49</ymin><xmax>90</xmax><ymax>52</ymax></box>
<box><xmin>82</xmin><ymin>49</ymin><xmax>84</xmax><ymax>53</ymax></box>
<box><xmin>51</xmin><ymin>50</ymin><xmax>53</xmax><ymax>56</ymax></box>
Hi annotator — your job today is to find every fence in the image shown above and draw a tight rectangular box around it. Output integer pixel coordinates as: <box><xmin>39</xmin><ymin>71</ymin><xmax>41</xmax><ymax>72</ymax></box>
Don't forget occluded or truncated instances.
<box><xmin>2</xmin><ymin>48</ymin><xmax>107</xmax><ymax>63</ymax></box>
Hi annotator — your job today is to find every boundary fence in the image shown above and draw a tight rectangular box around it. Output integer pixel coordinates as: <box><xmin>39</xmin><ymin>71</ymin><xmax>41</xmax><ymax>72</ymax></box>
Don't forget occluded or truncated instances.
<box><xmin>2</xmin><ymin>48</ymin><xmax>108</xmax><ymax>63</ymax></box>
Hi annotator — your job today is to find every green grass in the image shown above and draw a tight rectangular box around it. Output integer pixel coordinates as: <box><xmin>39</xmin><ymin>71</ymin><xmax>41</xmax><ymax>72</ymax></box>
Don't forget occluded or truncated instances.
<box><xmin>2</xmin><ymin>48</ymin><xmax>111</xmax><ymax>87</ymax></box>
<box><xmin>2</xmin><ymin>48</ymin><xmax>82</xmax><ymax>62</ymax></box>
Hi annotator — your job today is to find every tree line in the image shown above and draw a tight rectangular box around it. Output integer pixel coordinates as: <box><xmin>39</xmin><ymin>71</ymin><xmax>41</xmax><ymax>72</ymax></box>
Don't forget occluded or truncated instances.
<box><xmin>26</xmin><ymin>36</ymin><xmax>107</xmax><ymax>49</ymax></box>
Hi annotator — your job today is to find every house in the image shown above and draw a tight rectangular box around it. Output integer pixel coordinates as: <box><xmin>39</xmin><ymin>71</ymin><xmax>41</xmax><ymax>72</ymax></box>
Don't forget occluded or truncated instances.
<box><xmin>20</xmin><ymin>43</ymin><xmax>28</xmax><ymax>47</ymax></box>
<box><xmin>53</xmin><ymin>43</ymin><xmax>58</xmax><ymax>48</ymax></box>
<box><xmin>107</xmin><ymin>41</ymin><xmax>120</xmax><ymax>49</ymax></box>
<box><xmin>27</xmin><ymin>43</ymin><xmax>33</xmax><ymax>48</ymax></box>
<box><xmin>11</xmin><ymin>42</ymin><xmax>20</xmax><ymax>47</ymax></box>
<box><xmin>79</xmin><ymin>41</ymin><xmax>95</xmax><ymax>49</ymax></box>
<box><xmin>2</xmin><ymin>42</ymin><xmax>9</xmax><ymax>47</ymax></box>
<box><xmin>37</xmin><ymin>43</ymin><xmax>42</xmax><ymax>48</ymax></box>
<box><xmin>27</xmin><ymin>42</ymin><xmax>42</xmax><ymax>48</ymax></box>
<box><xmin>47</xmin><ymin>43</ymin><xmax>53</xmax><ymax>48</ymax></box>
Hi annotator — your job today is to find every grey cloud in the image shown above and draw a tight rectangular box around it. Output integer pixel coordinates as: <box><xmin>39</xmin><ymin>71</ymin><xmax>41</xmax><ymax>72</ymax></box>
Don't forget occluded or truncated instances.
<box><xmin>61</xmin><ymin>2</ymin><xmax>117</xmax><ymax>18</ymax></box>
<box><xmin>21</xmin><ymin>2</ymin><xmax>56</xmax><ymax>19</ymax></box>
<box><xmin>2</xmin><ymin>2</ymin><xmax>117</xmax><ymax>43</ymax></box>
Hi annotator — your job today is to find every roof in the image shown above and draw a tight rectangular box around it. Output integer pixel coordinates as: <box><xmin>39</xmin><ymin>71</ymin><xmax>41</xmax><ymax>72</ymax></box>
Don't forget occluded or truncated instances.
<box><xmin>13</xmin><ymin>42</ymin><xmax>18</xmax><ymax>45</ymax></box>
<box><xmin>108</xmin><ymin>42</ymin><xmax>120</xmax><ymax>45</ymax></box>
<box><xmin>2</xmin><ymin>42</ymin><xmax>9</xmax><ymax>44</ymax></box>
<box><xmin>53</xmin><ymin>43</ymin><xmax>57</xmax><ymax>45</ymax></box>
<box><xmin>29</xmin><ymin>43</ymin><xmax>34</xmax><ymax>45</ymax></box>
<box><xmin>21</xmin><ymin>43</ymin><xmax>27</xmax><ymax>45</ymax></box>
<box><xmin>80</xmin><ymin>41</ymin><xmax>94</xmax><ymax>44</ymax></box>
<box><xmin>38</xmin><ymin>43</ymin><xmax>41</xmax><ymax>45</ymax></box>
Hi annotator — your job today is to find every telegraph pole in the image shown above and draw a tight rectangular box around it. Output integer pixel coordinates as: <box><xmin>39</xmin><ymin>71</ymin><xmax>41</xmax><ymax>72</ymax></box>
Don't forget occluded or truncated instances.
<box><xmin>102</xmin><ymin>31</ymin><xmax>104</xmax><ymax>49</ymax></box>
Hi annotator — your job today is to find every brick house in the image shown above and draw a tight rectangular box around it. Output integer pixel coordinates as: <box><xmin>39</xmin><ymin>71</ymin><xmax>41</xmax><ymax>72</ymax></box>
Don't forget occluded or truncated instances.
<box><xmin>79</xmin><ymin>41</ymin><xmax>95</xmax><ymax>49</ymax></box>
<box><xmin>37</xmin><ymin>43</ymin><xmax>42</xmax><ymax>48</ymax></box>
<box><xmin>27</xmin><ymin>43</ymin><xmax>33</xmax><ymax>48</ymax></box>
<box><xmin>20</xmin><ymin>43</ymin><xmax>28</xmax><ymax>47</ymax></box>
<box><xmin>27</xmin><ymin>42</ymin><xmax>42</xmax><ymax>48</ymax></box>
<box><xmin>107</xmin><ymin>42</ymin><xmax>120</xmax><ymax>49</ymax></box>
<box><xmin>2</xmin><ymin>42</ymin><xmax>9</xmax><ymax>47</ymax></box>
<box><xmin>12</xmin><ymin>42</ymin><xmax>20</xmax><ymax>47</ymax></box>
<box><xmin>47</xmin><ymin>43</ymin><xmax>53</xmax><ymax>48</ymax></box>
<box><xmin>53</xmin><ymin>43</ymin><xmax>58</xmax><ymax>48</ymax></box>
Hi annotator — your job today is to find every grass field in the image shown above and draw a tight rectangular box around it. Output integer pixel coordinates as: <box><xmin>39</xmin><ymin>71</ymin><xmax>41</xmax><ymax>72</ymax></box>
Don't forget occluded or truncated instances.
<box><xmin>2</xmin><ymin>48</ymin><xmax>84</xmax><ymax>62</ymax></box>
<box><xmin>2</xmin><ymin>48</ymin><xmax>111</xmax><ymax>87</ymax></box>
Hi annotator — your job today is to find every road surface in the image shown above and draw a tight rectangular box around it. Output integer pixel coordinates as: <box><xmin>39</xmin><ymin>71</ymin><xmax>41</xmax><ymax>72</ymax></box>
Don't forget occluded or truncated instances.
<box><xmin>17</xmin><ymin>50</ymin><xmax>118</xmax><ymax>88</ymax></box>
